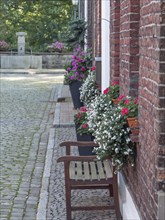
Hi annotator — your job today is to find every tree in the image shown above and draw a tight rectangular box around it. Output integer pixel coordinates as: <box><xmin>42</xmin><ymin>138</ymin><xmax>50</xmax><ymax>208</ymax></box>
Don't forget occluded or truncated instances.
<box><xmin>0</xmin><ymin>0</ymin><xmax>72</xmax><ymax>51</ymax></box>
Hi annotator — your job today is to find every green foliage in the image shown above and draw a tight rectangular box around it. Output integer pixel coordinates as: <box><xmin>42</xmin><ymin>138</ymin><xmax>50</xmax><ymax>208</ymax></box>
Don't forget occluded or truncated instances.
<box><xmin>63</xmin><ymin>19</ymin><xmax>87</xmax><ymax>50</ymax></box>
<box><xmin>0</xmin><ymin>0</ymin><xmax>72</xmax><ymax>51</ymax></box>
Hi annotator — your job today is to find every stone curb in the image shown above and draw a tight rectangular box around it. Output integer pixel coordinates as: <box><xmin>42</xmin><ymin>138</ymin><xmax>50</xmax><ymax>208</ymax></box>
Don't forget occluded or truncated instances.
<box><xmin>36</xmin><ymin>128</ymin><xmax>55</xmax><ymax>220</ymax></box>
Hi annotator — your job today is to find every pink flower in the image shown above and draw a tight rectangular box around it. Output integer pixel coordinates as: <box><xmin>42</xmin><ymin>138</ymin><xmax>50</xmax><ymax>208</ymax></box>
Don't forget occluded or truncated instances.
<box><xmin>82</xmin><ymin>123</ymin><xmax>88</xmax><ymax>129</ymax></box>
<box><xmin>134</xmin><ymin>98</ymin><xmax>138</xmax><ymax>104</ymax></box>
<box><xmin>118</xmin><ymin>95</ymin><xmax>125</xmax><ymax>101</ymax></box>
<box><xmin>80</xmin><ymin>106</ymin><xmax>87</xmax><ymax>112</ymax></box>
<box><xmin>121</xmin><ymin>108</ymin><xmax>129</xmax><ymax>116</ymax></box>
<box><xmin>81</xmin><ymin>67</ymin><xmax>86</xmax><ymax>71</ymax></box>
<box><xmin>91</xmin><ymin>66</ymin><xmax>96</xmax><ymax>71</ymax></box>
<box><xmin>124</xmin><ymin>100</ymin><xmax>130</xmax><ymax>104</ymax></box>
<box><xmin>77</xmin><ymin>113</ymin><xmax>83</xmax><ymax>118</ymax></box>
<box><xmin>103</xmin><ymin>88</ymin><xmax>110</xmax><ymax>94</ymax></box>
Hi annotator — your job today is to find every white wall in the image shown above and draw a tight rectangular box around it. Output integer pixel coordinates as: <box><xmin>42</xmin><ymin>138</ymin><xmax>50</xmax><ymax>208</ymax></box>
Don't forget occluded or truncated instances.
<box><xmin>101</xmin><ymin>0</ymin><xmax>110</xmax><ymax>92</ymax></box>
<box><xmin>118</xmin><ymin>173</ymin><xmax>141</xmax><ymax>220</ymax></box>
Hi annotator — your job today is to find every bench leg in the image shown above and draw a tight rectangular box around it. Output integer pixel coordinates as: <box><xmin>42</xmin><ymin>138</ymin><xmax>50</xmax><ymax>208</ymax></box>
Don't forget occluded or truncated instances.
<box><xmin>65</xmin><ymin>183</ymin><xmax>72</xmax><ymax>220</ymax></box>
<box><xmin>109</xmin><ymin>184</ymin><xmax>114</xmax><ymax>197</ymax></box>
<box><xmin>113</xmin><ymin>178</ymin><xmax>122</xmax><ymax>220</ymax></box>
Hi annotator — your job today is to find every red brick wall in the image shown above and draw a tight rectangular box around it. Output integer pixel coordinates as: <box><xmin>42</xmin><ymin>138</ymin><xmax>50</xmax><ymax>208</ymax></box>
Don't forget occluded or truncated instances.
<box><xmin>110</xmin><ymin>0</ymin><xmax>120</xmax><ymax>82</ymax></box>
<box><xmin>94</xmin><ymin>0</ymin><xmax>101</xmax><ymax>57</ymax></box>
<box><xmin>89</xmin><ymin>0</ymin><xmax>164</xmax><ymax>219</ymax></box>
<box><xmin>158</xmin><ymin>2</ymin><xmax>165</xmax><ymax>193</ymax></box>
<box><xmin>120</xmin><ymin>0</ymin><xmax>140</xmax><ymax>97</ymax></box>
<box><xmin>123</xmin><ymin>1</ymin><xmax>165</xmax><ymax>220</ymax></box>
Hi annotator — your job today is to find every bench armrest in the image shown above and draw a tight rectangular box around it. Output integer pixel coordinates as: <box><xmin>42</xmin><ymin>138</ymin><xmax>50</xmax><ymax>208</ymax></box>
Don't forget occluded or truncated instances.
<box><xmin>57</xmin><ymin>155</ymin><xmax>97</xmax><ymax>163</ymax></box>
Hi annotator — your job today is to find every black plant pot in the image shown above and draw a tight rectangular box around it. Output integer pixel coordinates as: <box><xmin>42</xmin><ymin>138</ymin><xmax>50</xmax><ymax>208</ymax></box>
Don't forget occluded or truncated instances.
<box><xmin>75</xmin><ymin>124</ymin><xmax>95</xmax><ymax>156</ymax></box>
<box><xmin>69</xmin><ymin>81</ymin><xmax>83</xmax><ymax>109</ymax></box>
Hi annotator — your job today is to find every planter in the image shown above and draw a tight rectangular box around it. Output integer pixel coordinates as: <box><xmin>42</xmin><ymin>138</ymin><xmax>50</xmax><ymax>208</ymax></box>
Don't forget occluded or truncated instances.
<box><xmin>112</xmin><ymin>99</ymin><xmax>120</xmax><ymax>105</ymax></box>
<box><xmin>127</xmin><ymin>117</ymin><xmax>139</xmax><ymax>128</ymax></box>
<box><xmin>69</xmin><ymin>81</ymin><xmax>83</xmax><ymax>109</ymax></box>
<box><xmin>75</xmin><ymin>124</ymin><xmax>95</xmax><ymax>156</ymax></box>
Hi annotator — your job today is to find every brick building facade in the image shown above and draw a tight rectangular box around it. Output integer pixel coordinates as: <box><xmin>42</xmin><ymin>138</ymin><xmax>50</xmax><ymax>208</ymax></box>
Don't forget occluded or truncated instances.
<box><xmin>81</xmin><ymin>0</ymin><xmax>165</xmax><ymax>219</ymax></box>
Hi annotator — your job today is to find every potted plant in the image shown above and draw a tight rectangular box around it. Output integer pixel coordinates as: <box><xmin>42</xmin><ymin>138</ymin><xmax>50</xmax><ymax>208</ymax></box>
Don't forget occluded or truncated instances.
<box><xmin>103</xmin><ymin>81</ymin><xmax>120</xmax><ymax>105</ymax></box>
<box><xmin>74</xmin><ymin>106</ymin><xmax>95</xmax><ymax>156</ymax></box>
<box><xmin>64</xmin><ymin>47</ymin><xmax>93</xmax><ymax>109</ymax></box>
<box><xmin>89</xmin><ymin>106</ymin><xmax>135</xmax><ymax>173</ymax></box>
<box><xmin>118</xmin><ymin>97</ymin><xmax>138</xmax><ymax>126</ymax></box>
<box><xmin>79</xmin><ymin>67</ymin><xmax>100</xmax><ymax>107</ymax></box>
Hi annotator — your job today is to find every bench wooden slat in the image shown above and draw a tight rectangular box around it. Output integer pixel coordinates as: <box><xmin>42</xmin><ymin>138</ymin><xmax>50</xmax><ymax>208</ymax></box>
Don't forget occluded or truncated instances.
<box><xmin>90</xmin><ymin>161</ymin><xmax>98</xmax><ymax>180</ymax></box>
<box><xmin>76</xmin><ymin>162</ymin><xmax>84</xmax><ymax>180</ymax></box>
<box><xmin>84</xmin><ymin>162</ymin><xmax>90</xmax><ymax>180</ymax></box>
<box><xmin>103</xmin><ymin>160</ymin><xmax>112</xmax><ymax>179</ymax></box>
<box><xmin>96</xmin><ymin>161</ymin><xmax>106</xmax><ymax>180</ymax></box>
<box><xmin>70</xmin><ymin>162</ymin><xmax>76</xmax><ymax>179</ymax></box>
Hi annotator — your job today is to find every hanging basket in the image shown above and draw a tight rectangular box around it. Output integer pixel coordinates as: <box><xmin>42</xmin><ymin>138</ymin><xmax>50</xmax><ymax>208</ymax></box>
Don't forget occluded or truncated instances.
<box><xmin>127</xmin><ymin>117</ymin><xmax>139</xmax><ymax>128</ymax></box>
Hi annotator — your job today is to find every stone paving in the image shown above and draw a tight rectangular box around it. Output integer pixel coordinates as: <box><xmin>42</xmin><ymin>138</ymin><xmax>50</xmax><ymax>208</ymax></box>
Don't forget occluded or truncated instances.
<box><xmin>47</xmin><ymin>127</ymin><xmax>116</xmax><ymax>220</ymax></box>
<box><xmin>0</xmin><ymin>73</ymin><xmax>63</xmax><ymax>220</ymax></box>
<box><xmin>0</xmin><ymin>73</ymin><xmax>117</xmax><ymax>220</ymax></box>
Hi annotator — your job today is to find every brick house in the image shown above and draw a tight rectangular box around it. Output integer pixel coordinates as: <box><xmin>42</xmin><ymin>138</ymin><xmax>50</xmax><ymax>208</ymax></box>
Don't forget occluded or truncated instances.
<box><xmin>76</xmin><ymin>0</ymin><xmax>165</xmax><ymax>219</ymax></box>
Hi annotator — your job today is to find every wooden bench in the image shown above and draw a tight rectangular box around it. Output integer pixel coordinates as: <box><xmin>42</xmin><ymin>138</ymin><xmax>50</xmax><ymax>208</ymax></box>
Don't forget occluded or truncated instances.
<box><xmin>57</xmin><ymin>141</ymin><xmax>122</xmax><ymax>220</ymax></box>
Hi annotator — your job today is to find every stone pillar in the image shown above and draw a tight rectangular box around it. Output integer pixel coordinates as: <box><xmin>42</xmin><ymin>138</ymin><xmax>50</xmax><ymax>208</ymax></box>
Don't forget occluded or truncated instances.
<box><xmin>16</xmin><ymin>32</ymin><xmax>27</xmax><ymax>55</ymax></box>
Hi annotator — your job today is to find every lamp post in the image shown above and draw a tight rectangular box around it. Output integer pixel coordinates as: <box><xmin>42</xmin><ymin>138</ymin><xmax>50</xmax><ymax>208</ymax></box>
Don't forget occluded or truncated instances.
<box><xmin>72</xmin><ymin>0</ymin><xmax>78</xmax><ymax>20</ymax></box>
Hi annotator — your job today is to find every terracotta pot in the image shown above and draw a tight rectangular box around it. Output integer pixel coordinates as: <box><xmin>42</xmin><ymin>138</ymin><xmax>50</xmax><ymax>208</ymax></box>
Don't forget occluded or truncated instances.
<box><xmin>112</xmin><ymin>99</ymin><xmax>120</xmax><ymax>105</ymax></box>
<box><xmin>127</xmin><ymin>117</ymin><xmax>139</xmax><ymax>128</ymax></box>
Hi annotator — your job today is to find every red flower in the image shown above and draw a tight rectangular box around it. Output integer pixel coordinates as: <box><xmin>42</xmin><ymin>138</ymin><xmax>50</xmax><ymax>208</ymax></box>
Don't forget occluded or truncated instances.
<box><xmin>80</xmin><ymin>106</ymin><xmax>87</xmax><ymax>112</ymax></box>
<box><xmin>118</xmin><ymin>94</ymin><xmax>125</xmax><ymax>101</ymax></box>
<box><xmin>91</xmin><ymin>66</ymin><xmax>96</xmax><ymax>71</ymax></box>
<box><xmin>82</xmin><ymin>123</ymin><xmax>88</xmax><ymax>129</ymax></box>
<box><xmin>103</xmin><ymin>88</ymin><xmax>110</xmax><ymax>94</ymax></box>
<box><xmin>121</xmin><ymin>108</ymin><xmax>129</xmax><ymax>116</ymax></box>
<box><xmin>77</xmin><ymin>113</ymin><xmax>83</xmax><ymax>118</ymax></box>
<box><xmin>134</xmin><ymin>97</ymin><xmax>138</xmax><ymax>104</ymax></box>
<box><xmin>111</xmin><ymin>81</ymin><xmax>119</xmax><ymax>86</ymax></box>
<box><xmin>81</xmin><ymin>67</ymin><xmax>86</xmax><ymax>71</ymax></box>
<box><xmin>124</xmin><ymin>99</ymin><xmax>130</xmax><ymax>104</ymax></box>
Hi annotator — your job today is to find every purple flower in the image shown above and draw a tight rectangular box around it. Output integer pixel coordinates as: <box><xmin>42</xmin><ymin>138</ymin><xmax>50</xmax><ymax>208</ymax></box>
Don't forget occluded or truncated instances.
<box><xmin>80</xmin><ymin>74</ymin><xmax>85</xmax><ymax>78</ymax></box>
<box><xmin>70</xmin><ymin>75</ymin><xmax>75</xmax><ymax>80</ymax></box>
<box><xmin>72</xmin><ymin>65</ymin><xmax>78</xmax><ymax>71</ymax></box>
<box><xmin>67</xmin><ymin>67</ymin><xmax>71</xmax><ymax>71</ymax></box>
<box><xmin>72</xmin><ymin>61</ymin><xmax>76</xmax><ymax>66</ymax></box>
<box><xmin>72</xmin><ymin>55</ymin><xmax>77</xmax><ymax>60</ymax></box>
<box><xmin>75</xmin><ymin>72</ymin><xmax>79</xmax><ymax>76</ymax></box>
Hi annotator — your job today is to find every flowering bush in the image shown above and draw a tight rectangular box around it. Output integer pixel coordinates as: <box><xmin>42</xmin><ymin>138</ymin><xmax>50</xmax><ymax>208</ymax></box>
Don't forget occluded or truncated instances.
<box><xmin>103</xmin><ymin>81</ymin><xmax>120</xmax><ymax>100</ymax></box>
<box><xmin>0</xmin><ymin>40</ymin><xmax>9</xmax><ymax>50</ymax></box>
<box><xmin>87</xmin><ymin>94</ymin><xmax>113</xmax><ymax>134</ymax></box>
<box><xmin>80</xmin><ymin>68</ymin><xmax>100</xmax><ymax>106</ymax></box>
<box><xmin>92</xmin><ymin>106</ymin><xmax>135</xmax><ymax>172</ymax></box>
<box><xmin>64</xmin><ymin>47</ymin><xmax>93</xmax><ymax>85</ymax></box>
<box><xmin>118</xmin><ymin>96</ymin><xmax>138</xmax><ymax>118</ymax></box>
<box><xmin>74</xmin><ymin>106</ymin><xmax>91</xmax><ymax>135</ymax></box>
<box><xmin>48</xmin><ymin>41</ymin><xmax>64</xmax><ymax>52</ymax></box>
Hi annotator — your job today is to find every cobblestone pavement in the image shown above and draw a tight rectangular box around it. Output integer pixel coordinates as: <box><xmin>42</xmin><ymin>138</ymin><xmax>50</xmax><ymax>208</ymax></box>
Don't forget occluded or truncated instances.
<box><xmin>47</xmin><ymin>127</ymin><xmax>116</xmax><ymax>220</ymax></box>
<box><xmin>0</xmin><ymin>73</ymin><xmax>63</xmax><ymax>220</ymax></box>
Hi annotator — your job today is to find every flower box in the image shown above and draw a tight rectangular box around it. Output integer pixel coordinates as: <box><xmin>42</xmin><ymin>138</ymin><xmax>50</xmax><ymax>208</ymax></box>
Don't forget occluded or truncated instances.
<box><xmin>69</xmin><ymin>81</ymin><xmax>83</xmax><ymax>109</ymax></box>
<box><xmin>127</xmin><ymin>117</ymin><xmax>139</xmax><ymax>128</ymax></box>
